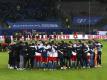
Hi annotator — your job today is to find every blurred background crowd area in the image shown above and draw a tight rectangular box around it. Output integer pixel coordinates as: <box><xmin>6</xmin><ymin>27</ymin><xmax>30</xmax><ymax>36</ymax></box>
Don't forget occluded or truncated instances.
<box><xmin>0</xmin><ymin>0</ymin><xmax>107</xmax><ymax>35</ymax></box>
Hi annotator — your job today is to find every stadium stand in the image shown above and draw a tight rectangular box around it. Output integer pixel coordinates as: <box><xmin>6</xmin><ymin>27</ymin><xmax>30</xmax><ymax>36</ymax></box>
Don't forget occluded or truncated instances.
<box><xmin>0</xmin><ymin>0</ymin><xmax>107</xmax><ymax>35</ymax></box>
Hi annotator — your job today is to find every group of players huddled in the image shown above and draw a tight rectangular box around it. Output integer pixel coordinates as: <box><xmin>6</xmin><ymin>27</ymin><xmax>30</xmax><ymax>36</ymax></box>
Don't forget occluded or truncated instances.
<box><xmin>8</xmin><ymin>40</ymin><xmax>103</xmax><ymax>71</ymax></box>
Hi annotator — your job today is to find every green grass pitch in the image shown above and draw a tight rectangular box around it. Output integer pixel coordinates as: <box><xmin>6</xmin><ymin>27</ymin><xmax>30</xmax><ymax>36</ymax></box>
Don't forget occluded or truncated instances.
<box><xmin>0</xmin><ymin>40</ymin><xmax>107</xmax><ymax>80</ymax></box>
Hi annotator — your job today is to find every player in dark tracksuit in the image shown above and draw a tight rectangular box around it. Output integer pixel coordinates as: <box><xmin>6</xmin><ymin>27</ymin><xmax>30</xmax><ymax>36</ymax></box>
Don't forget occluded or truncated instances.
<box><xmin>29</xmin><ymin>44</ymin><xmax>36</xmax><ymax>69</ymax></box>
<box><xmin>15</xmin><ymin>43</ymin><xmax>20</xmax><ymax>69</ymax></box>
<box><xmin>57</xmin><ymin>41</ymin><xmax>66</xmax><ymax>69</ymax></box>
<box><xmin>8</xmin><ymin>44</ymin><xmax>13</xmax><ymax>68</ymax></box>
<box><xmin>57</xmin><ymin>43</ymin><xmax>64</xmax><ymax>69</ymax></box>
<box><xmin>66</xmin><ymin>44</ymin><xmax>72</xmax><ymax>68</ymax></box>
<box><xmin>76</xmin><ymin>43</ymin><xmax>83</xmax><ymax>68</ymax></box>
<box><xmin>62</xmin><ymin>43</ymin><xmax>68</xmax><ymax>69</ymax></box>
<box><xmin>23</xmin><ymin>42</ymin><xmax>29</xmax><ymax>69</ymax></box>
<box><xmin>18</xmin><ymin>42</ymin><xmax>25</xmax><ymax>70</ymax></box>
<box><xmin>8</xmin><ymin>44</ymin><xmax>17</xmax><ymax>69</ymax></box>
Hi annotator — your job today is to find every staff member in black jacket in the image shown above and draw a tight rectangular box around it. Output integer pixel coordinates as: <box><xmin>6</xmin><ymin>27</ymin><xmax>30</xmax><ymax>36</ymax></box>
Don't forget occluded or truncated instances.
<box><xmin>29</xmin><ymin>43</ymin><xmax>36</xmax><ymax>69</ymax></box>
<box><xmin>23</xmin><ymin>42</ymin><xmax>29</xmax><ymax>69</ymax></box>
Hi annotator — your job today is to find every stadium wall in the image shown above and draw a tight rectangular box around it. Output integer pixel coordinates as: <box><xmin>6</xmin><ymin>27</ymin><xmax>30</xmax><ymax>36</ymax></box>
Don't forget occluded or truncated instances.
<box><xmin>0</xmin><ymin>35</ymin><xmax>107</xmax><ymax>42</ymax></box>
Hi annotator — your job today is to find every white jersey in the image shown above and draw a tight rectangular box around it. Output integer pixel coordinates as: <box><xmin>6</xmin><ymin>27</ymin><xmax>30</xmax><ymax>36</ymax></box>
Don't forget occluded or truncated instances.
<box><xmin>72</xmin><ymin>51</ymin><xmax>77</xmax><ymax>56</ymax></box>
<box><xmin>51</xmin><ymin>46</ymin><xmax>58</xmax><ymax>57</ymax></box>
<box><xmin>46</xmin><ymin>45</ymin><xmax>51</xmax><ymax>49</ymax></box>
<box><xmin>46</xmin><ymin>45</ymin><xmax>52</xmax><ymax>57</ymax></box>
<box><xmin>36</xmin><ymin>52</ymin><xmax>41</xmax><ymax>56</ymax></box>
<box><xmin>73</xmin><ymin>43</ymin><xmax>77</xmax><ymax>48</ymax></box>
<box><xmin>30</xmin><ymin>45</ymin><xmax>37</xmax><ymax>50</ymax></box>
<box><xmin>38</xmin><ymin>43</ymin><xmax>43</xmax><ymax>49</ymax></box>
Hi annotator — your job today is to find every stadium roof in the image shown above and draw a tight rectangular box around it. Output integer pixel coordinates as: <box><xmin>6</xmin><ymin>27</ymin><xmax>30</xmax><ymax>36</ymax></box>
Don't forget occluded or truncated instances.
<box><xmin>0</xmin><ymin>0</ymin><xmax>106</xmax><ymax>2</ymax></box>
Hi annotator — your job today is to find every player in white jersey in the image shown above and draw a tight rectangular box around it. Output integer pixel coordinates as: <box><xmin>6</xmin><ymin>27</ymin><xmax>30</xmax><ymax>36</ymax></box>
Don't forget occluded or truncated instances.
<box><xmin>35</xmin><ymin>42</ymin><xmax>44</xmax><ymax>69</ymax></box>
<box><xmin>51</xmin><ymin>44</ymin><xmax>58</xmax><ymax>70</ymax></box>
